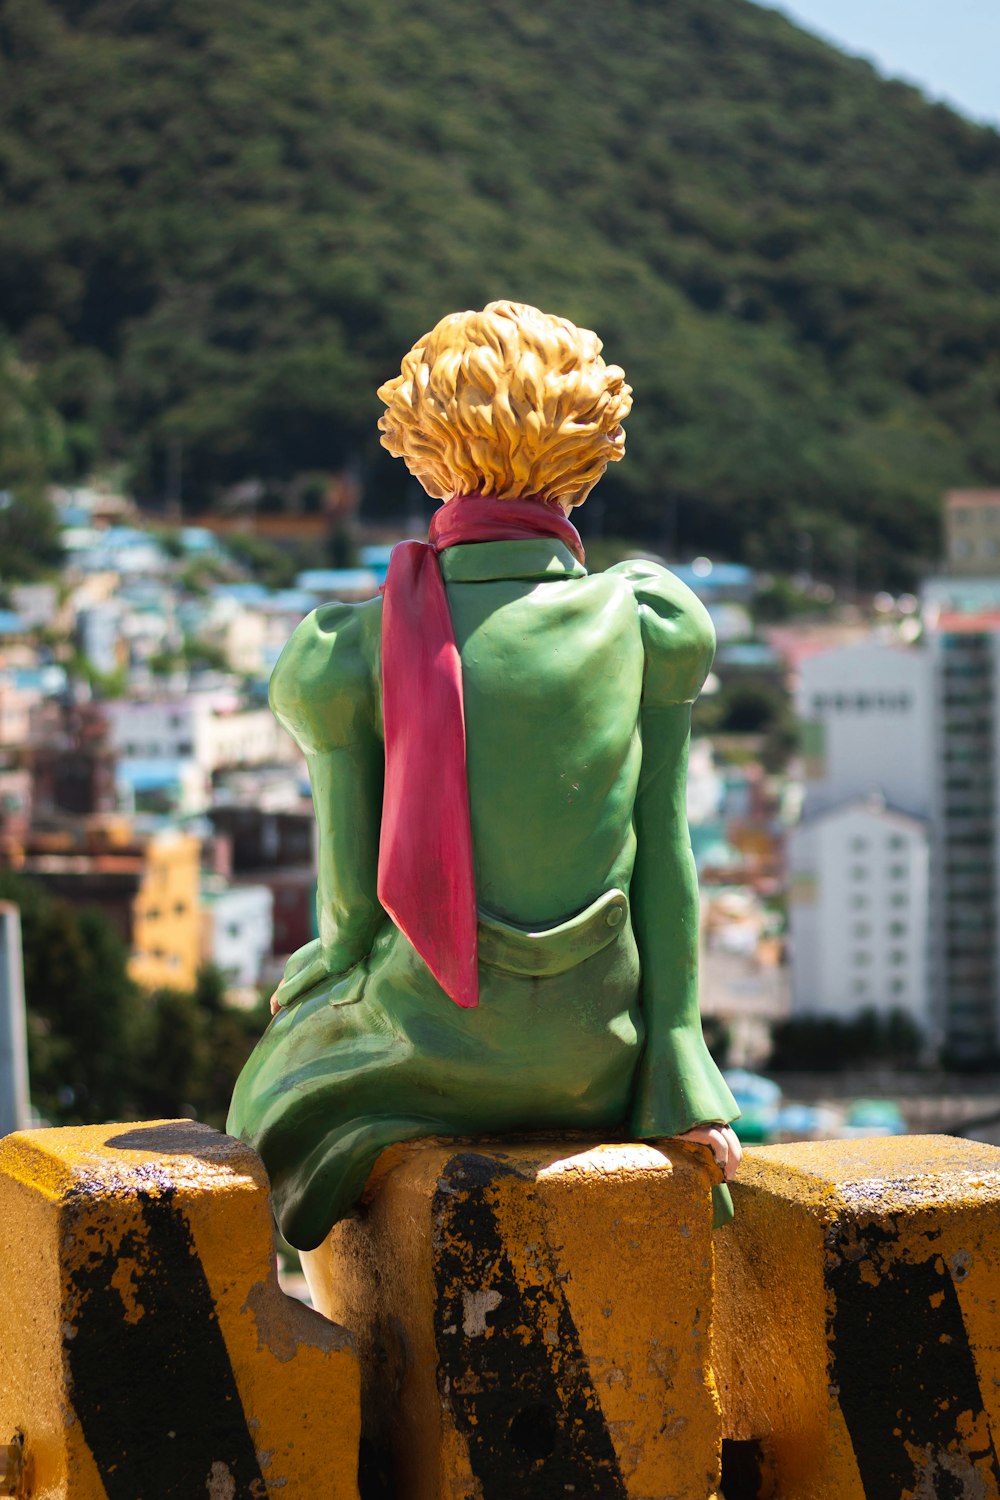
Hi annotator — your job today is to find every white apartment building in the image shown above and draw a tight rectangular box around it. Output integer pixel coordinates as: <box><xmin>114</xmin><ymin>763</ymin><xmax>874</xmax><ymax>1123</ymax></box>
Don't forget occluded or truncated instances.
<box><xmin>789</xmin><ymin>796</ymin><xmax>930</xmax><ymax>1031</ymax></box>
<box><xmin>686</xmin><ymin>737</ymin><xmax>723</xmax><ymax>826</ymax></box>
<box><xmin>796</xmin><ymin>642</ymin><xmax>934</xmax><ymax>820</ymax></box>
<box><xmin>790</xmin><ymin>640</ymin><xmax>935</xmax><ymax>1039</ymax></box>
<box><xmin>791</xmin><ymin>623</ymin><xmax>1000</xmax><ymax>1059</ymax></box>
<box><xmin>77</xmin><ymin>603</ymin><xmax>124</xmax><ymax>677</ymax></box>
<box><xmin>201</xmin><ymin>883</ymin><xmax>274</xmax><ymax>991</ymax></box>
<box><xmin>104</xmin><ymin>698</ymin><xmax>298</xmax><ymax>778</ymax></box>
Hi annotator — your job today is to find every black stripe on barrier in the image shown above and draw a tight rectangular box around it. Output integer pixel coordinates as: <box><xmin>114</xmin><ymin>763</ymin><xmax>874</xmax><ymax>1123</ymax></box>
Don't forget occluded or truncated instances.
<box><xmin>829</xmin><ymin>1218</ymin><xmax>1000</xmax><ymax>1499</ymax></box>
<box><xmin>432</xmin><ymin>1153</ymin><xmax>626</xmax><ymax>1500</ymax></box>
<box><xmin>66</xmin><ymin>1189</ymin><xmax>266</xmax><ymax>1499</ymax></box>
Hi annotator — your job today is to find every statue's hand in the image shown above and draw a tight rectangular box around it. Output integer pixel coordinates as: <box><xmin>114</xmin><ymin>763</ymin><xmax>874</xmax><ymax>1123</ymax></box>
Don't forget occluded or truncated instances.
<box><xmin>675</xmin><ymin>1123</ymin><xmax>743</xmax><ymax>1182</ymax></box>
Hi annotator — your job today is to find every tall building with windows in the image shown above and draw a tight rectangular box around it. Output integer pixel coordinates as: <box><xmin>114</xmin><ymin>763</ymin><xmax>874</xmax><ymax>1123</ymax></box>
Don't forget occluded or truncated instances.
<box><xmin>792</xmin><ymin>582</ymin><xmax>1000</xmax><ymax>1060</ymax></box>
<box><xmin>796</xmin><ymin>643</ymin><xmax>933</xmax><ymax>822</ymax></box>
<box><xmin>790</xmin><ymin>642</ymin><xmax>934</xmax><ymax>1039</ymax></box>
<box><xmin>925</xmin><ymin>626</ymin><xmax>1000</xmax><ymax>1061</ymax></box>
<box><xmin>790</xmin><ymin>491</ymin><xmax>1000</xmax><ymax>1061</ymax></box>
<box><xmin>790</xmin><ymin>795</ymin><xmax>929</xmax><ymax>1032</ymax></box>
<box><xmin>921</xmin><ymin>494</ymin><xmax>1000</xmax><ymax>1059</ymax></box>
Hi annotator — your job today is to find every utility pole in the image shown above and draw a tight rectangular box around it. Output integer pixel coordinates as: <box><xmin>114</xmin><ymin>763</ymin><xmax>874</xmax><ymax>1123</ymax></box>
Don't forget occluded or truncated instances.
<box><xmin>0</xmin><ymin>902</ymin><xmax>30</xmax><ymax>1136</ymax></box>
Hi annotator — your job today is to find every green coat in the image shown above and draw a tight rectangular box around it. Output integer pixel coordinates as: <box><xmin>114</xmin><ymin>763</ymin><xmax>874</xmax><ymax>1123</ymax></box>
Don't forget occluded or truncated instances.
<box><xmin>228</xmin><ymin>538</ymin><xmax>738</xmax><ymax>1249</ymax></box>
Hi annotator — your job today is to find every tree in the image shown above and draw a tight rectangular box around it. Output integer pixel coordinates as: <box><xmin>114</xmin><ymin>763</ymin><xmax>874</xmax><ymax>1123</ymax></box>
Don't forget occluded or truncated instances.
<box><xmin>0</xmin><ymin>872</ymin><xmax>137</xmax><ymax>1123</ymax></box>
<box><xmin>0</xmin><ymin>340</ymin><xmax>64</xmax><ymax>580</ymax></box>
<box><xmin>0</xmin><ymin>873</ymin><xmax>268</xmax><ymax>1128</ymax></box>
<box><xmin>130</xmin><ymin>976</ymin><xmax>270</xmax><ymax>1130</ymax></box>
<box><xmin>769</xmin><ymin>1008</ymin><xmax>923</xmax><ymax>1071</ymax></box>
<box><xmin>1</xmin><ymin>0</ymin><xmax>998</xmax><ymax>581</ymax></box>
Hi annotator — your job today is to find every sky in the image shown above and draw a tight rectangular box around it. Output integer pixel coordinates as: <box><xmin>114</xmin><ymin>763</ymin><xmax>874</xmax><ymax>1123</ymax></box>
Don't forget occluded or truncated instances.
<box><xmin>757</xmin><ymin>0</ymin><xmax>1000</xmax><ymax>129</ymax></box>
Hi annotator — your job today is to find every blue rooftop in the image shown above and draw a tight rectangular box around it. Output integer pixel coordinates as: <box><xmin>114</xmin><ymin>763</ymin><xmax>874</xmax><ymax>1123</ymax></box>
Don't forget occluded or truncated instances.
<box><xmin>12</xmin><ymin>665</ymin><xmax>67</xmax><ymax>695</ymax></box>
<box><xmin>669</xmin><ymin>562</ymin><xmax>755</xmax><ymax>593</ymax></box>
<box><xmin>213</xmin><ymin>583</ymin><xmax>271</xmax><ymax>605</ymax></box>
<box><xmin>359</xmin><ymin>545</ymin><xmax>395</xmax><ymax>583</ymax></box>
<box><xmin>716</xmin><ymin>643</ymin><xmax>782</xmax><ymax>668</ymax></box>
<box><xmin>58</xmin><ymin>505</ymin><xmax>91</xmax><ymax>528</ymax></box>
<box><xmin>180</xmin><ymin>527</ymin><xmax>223</xmax><ymax>554</ymax></box>
<box><xmin>116</xmin><ymin>758</ymin><xmax>189</xmax><ymax>791</ymax></box>
<box><xmin>295</xmin><ymin>569</ymin><xmax>380</xmax><ymax>596</ymax></box>
<box><xmin>265</xmin><ymin>589</ymin><xmax>321</xmax><ymax>614</ymax></box>
<box><xmin>100</xmin><ymin>526</ymin><xmax>157</xmax><ymax>547</ymax></box>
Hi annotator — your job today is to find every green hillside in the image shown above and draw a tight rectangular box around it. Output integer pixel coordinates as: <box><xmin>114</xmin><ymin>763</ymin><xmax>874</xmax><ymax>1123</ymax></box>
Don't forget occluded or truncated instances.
<box><xmin>2</xmin><ymin>0</ymin><xmax>999</xmax><ymax>584</ymax></box>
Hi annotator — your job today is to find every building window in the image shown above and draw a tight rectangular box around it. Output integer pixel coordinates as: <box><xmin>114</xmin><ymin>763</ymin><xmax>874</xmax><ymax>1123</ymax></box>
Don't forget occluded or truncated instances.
<box><xmin>850</xmin><ymin>866</ymin><xmax>868</xmax><ymax>881</ymax></box>
<box><xmin>850</xmin><ymin>838</ymin><xmax>869</xmax><ymax>852</ymax></box>
<box><xmin>890</xmin><ymin>979</ymin><xmax>906</xmax><ymax>994</ymax></box>
<box><xmin>890</xmin><ymin>950</ymin><xmax>906</xmax><ymax>966</ymax></box>
<box><xmin>852</xmin><ymin>951</ymin><xmax>871</xmax><ymax>968</ymax></box>
<box><xmin>887</xmin><ymin>835</ymin><xmax>906</xmax><ymax>850</ymax></box>
<box><xmin>174</xmin><ymin>902</ymin><xmax>186</xmax><ymax>915</ymax></box>
<box><xmin>889</xmin><ymin>921</ymin><xmax>907</xmax><ymax>936</ymax></box>
<box><xmin>852</xmin><ymin>922</ymin><xmax>871</xmax><ymax>938</ymax></box>
<box><xmin>850</xmin><ymin>895</ymin><xmax>867</xmax><ymax>911</ymax></box>
<box><xmin>889</xmin><ymin>864</ymin><xmax>907</xmax><ymax>879</ymax></box>
<box><xmin>890</xmin><ymin>893</ymin><xmax>909</xmax><ymax>909</ymax></box>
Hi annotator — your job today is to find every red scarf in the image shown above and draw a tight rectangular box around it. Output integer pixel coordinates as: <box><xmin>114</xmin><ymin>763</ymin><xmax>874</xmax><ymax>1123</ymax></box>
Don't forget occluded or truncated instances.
<box><xmin>378</xmin><ymin>495</ymin><xmax>585</xmax><ymax>1008</ymax></box>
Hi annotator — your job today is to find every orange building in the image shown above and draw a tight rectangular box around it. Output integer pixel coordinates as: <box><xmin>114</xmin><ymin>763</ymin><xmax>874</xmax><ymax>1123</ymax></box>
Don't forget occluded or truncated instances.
<box><xmin>1</xmin><ymin>818</ymin><xmax>202</xmax><ymax>992</ymax></box>
<box><xmin>128</xmin><ymin>830</ymin><xmax>202</xmax><ymax>991</ymax></box>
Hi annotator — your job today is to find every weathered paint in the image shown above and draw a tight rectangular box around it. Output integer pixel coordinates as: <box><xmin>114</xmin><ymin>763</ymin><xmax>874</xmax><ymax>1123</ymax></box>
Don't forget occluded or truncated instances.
<box><xmin>303</xmin><ymin>1136</ymin><xmax>724</xmax><ymax>1500</ymax></box>
<box><xmin>0</xmin><ymin>1435</ymin><xmax>25</xmax><ymax>1498</ymax></box>
<box><xmin>714</xmin><ymin>1135</ymin><xmax>1000</xmax><ymax>1500</ymax></box>
<box><xmin>0</xmin><ymin>1120</ymin><xmax>361</xmax><ymax>1500</ymax></box>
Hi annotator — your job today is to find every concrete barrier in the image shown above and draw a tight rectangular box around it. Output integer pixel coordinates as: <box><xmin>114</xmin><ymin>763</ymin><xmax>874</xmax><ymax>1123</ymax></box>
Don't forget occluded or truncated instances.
<box><xmin>6</xmin><ymin>1122</ymin><xmax>999</xmax><ymax>1500</ymax></box>
<box><xmin>0</xmin><ymin>1119</ymin><xmax>360</xmax><ymax>1500</ymax></box>
<box><xmin>302</xmin><ymin>1137</ymin><xmax>725</xmax><ymax>1500</ymax></box>
<box><xmin>714</xmin><ymin>1135</ymin><xmax>1000</xmax><ymax>1500</ymax></box>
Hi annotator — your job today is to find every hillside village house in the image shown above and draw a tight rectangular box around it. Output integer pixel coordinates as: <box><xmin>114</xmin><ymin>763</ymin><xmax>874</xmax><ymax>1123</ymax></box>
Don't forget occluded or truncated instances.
<box><xmin>104</xmin><ymin>694</ymin><xmax>300</xmax><ymax>816</ymax></box>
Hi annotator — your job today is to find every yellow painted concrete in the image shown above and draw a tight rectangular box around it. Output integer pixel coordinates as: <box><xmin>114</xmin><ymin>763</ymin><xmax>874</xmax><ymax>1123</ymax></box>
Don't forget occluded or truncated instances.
<box><xmin>0</xmin><ymin>1120</ymin><xmax>361</xmax><ymax>1500</ymax></box>
<box><xmin>304</xmin><ymin>1136</ymin><xmax>724</xmax><ymax>1500</ymax></box>
<box><xmin>714</xmin><ymin>1135</ymin><xmax>1000</xmax><ymax>1500</ymax></box>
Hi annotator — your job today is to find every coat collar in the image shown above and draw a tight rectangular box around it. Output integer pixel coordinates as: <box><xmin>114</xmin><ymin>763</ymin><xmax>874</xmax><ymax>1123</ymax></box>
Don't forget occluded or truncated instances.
<box><xmin>438</xmin><ymin>538</ymin><xmax>587</xmax><ymax>584</ymax></box>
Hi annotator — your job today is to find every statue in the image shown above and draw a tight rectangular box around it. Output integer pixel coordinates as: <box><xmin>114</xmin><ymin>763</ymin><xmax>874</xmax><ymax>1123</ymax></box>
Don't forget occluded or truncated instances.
<box><xmin>228</xmin><ymin>301</ymin><xmax>740</xmax><ymax>1250</ymax></box>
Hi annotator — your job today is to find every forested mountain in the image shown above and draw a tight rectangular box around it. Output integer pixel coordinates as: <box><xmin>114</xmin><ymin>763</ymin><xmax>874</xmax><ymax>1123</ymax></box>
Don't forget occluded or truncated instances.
<box><xmin>1</xmin><ymin>0</ymin><xmax>999</xmax><ymax>584</ymax></box>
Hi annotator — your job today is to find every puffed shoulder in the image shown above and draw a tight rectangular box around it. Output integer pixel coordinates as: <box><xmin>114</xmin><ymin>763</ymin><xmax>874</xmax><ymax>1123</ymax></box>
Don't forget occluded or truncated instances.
<box><xmin>268</xmin><ymin>596</ymin><xmax>382</xmax><ymax>753</ymax></box>
<box><xmin>607</xmin><ymin>559</ymin><xmax>715</xmax><ymax>706</ymax></box>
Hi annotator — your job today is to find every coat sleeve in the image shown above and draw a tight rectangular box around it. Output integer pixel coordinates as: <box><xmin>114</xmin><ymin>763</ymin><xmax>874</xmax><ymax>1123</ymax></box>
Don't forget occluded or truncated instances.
<box><xmin>607</xmin><ymin>561</ymin><xmax>740</xmax><ymax>1139</ymax></box>
<box><xmin>267</xmin><ymin>597</ymin><xmax>385</xmax><ymax>1006</ymax></box>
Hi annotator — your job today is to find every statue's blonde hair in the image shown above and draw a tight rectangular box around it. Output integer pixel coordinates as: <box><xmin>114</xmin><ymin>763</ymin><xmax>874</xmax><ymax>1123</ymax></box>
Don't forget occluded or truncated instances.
<box><xmin>377</xmin><ymin>301</ymin><xmax>632</xmax><ymax>505</ymax></box>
